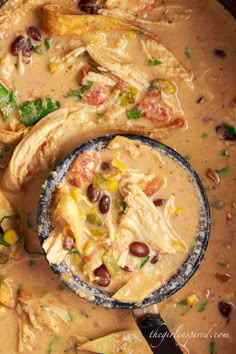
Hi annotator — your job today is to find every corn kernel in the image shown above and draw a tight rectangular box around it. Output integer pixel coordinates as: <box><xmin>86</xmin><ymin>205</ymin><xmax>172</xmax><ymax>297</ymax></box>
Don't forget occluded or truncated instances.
<box><xmin>3</xmin><ymin>229</ymin><xmax>19</xmax><ymax>245</ymax></box>
<box><xmin>186</xmin><ymin>294</ymin><xmax>199</xmax><ymax>306</ymax></box>
<box><xmin>70</xmin><ymin>187</ymin><xmax>81</xmax><ymax>202</ymax></box>
<box><xmin>126</xmin><ymin>31</ymin><xmax>136</xmax><ymax>40</ymax></box>
<box><xmin>83</xmin><ymin>240</ymin><xmax>96</xmax><ymax>256</ymax></box>
<box><xmin>112</xmin><ymin>159</ymin><xmax>125</xmax><ymax>173</ymax></box>
<box><xmin>159</xmin><ymin>80</ymin><xmax>177</xmax><ymax>95</ymax></box>
<box><xmin>48</xmin><ymin>62</ymin><xmax>64</xmax><ymax>73</ymax></box>
<box><xmin>175</xmin><ymin>207</ymin><xmax>183</xmax><ymax>215</ymax></box>
<box><xmin>115</xmin><ymin>233</ymin><xmax>120</xmax><ymax>240</ymax></box>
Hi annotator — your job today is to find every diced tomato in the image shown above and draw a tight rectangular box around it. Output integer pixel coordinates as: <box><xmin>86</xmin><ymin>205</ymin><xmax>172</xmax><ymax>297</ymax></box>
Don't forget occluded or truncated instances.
<box><xmin>137</xmin><ymin>91</ymin><xmax>170</xmax><ymax>124</ymax></box>
<box><xmin>80</xmin><ymin>65</ymin><xmax>91</xmax><ymax>81</ymax></box>
<box><xmin>143</xmin><ymin>176</ymin><xmax>164</xmax><ymax>197</ymax></box>
<box><xmin>67</xmin><ymin>151</ymin><xmax>100</xmax><ymax>188</ymax></box>
<box><xmin>83</xmin><ymin>85</ymin><xmax>110</xmax><ymax>106</ymax></box>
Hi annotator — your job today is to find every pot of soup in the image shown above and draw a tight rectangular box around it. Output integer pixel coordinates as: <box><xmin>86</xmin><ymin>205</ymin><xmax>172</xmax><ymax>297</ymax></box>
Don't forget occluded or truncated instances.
<box><xmin>0</xmin><ymin>1</ymin><xmax>235</xmax><ymax>353</ymax></box>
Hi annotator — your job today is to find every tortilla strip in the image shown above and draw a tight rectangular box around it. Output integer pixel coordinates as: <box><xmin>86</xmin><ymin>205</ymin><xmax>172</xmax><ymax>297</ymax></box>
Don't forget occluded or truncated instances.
<box><xmin>42</xmin><ymin>4</ymin><xmax>135</xmax><ymax>36</ymax></box>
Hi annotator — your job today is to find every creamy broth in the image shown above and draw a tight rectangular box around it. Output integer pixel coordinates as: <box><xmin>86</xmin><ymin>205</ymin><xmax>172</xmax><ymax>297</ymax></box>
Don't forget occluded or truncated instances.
<box><xmin>0</xmin><ymin>0</ymin><xmax>235</xmax><ymax>353</ymax></box>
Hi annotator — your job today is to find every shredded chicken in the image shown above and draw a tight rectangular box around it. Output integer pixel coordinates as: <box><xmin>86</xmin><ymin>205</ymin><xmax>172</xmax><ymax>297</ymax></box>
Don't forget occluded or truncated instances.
<box><xmin>119</xmin><ymin>184</ymin><xmax>188</xmax><ymax>254</ymax></box>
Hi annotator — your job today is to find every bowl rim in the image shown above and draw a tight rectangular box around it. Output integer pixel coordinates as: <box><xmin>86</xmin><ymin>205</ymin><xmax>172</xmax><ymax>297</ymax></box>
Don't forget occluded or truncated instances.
<box><xmin>38</xmin><ymin>134</ymin><xmax>211</xmax><ymax>309</ymax></box>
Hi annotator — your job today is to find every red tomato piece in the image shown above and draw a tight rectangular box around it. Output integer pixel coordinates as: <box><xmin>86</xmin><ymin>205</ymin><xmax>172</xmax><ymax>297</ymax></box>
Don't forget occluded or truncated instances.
<box><xmin>83</xmin><ymin>85</ymin><xmax>109</xmax><ymax>106</ymax></box>
<box><xmin>137</xmin><ymin>91</ymin><xmax>170</xmax><ymax>124</ymax></box>
<box><xmin>67</xmin><ymin>151</ymin><xmax>100</xmax><ymax>188</ymax></box>
<box><xmin>80</xmin><ymin>65</ymin><xmax>91</xmax><ymax>81</ymax></box>
<box><xmin>143</xmin><ymin>176</ymin><xmax>164</xmax><ymax>197</ymax></box>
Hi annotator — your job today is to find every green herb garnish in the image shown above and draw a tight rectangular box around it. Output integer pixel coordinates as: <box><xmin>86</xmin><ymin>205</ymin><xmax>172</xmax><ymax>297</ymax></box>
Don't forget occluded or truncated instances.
<box><xmin>44</xmin><ymin>39</ymin><xmax>52</xmax><ymax>51</ymax></box>
<box><xmin>19</xmin><ymin>97</ymin><xmax>60</xmax><ymax>126</ymax></box>
<box><xmin>126</xmin><ymin>107</ymin><xmax>142</xmax><ymax>120</ymax></box>
<box><xmin>215</xmin><ymin>167</ymin><xmax>229</xmax><ymax>176</ymax></box>
<box><xmin>220</xmin><ymin>149</ymin><xmax>228</xmax><ymax>157</ymax></box>
<box><xmin>202</xmin><ymin>132</ymin><xmax>208</xmax><ymax>139</ymax></box>
<box><xmin>46</xmin><ymin>336</ymin><xmax>59</xmax><ymax>354</ymax></box>
<box><xmin>29</xmin><ymin>259</ymin><xmax>37</xmax><ymax>268</ymax></box>
<box><xmin>80</xmin><ymin>309</ymin><xmax>89</xmax><ymax>318</ymax></box>
<box><xmin>64</xmin><ymin>344</ymin><xmax>78</xmax><ymax>353</ymax></box>
<box><xmin>209</xmin><ymin>340</ymin><xmax>216</xmax><ymax>354</ymax></box>
<box><xmin>66</xmin><ymin>81</ymin><xmax>93</xmax><ymax>100</ymax></box>
<box><xmin>68</xmin><ymin>248</ymin><xmax>79</xmax><ymax>255</ymax></box>
<box><xmin>184</xmin><ymin>47</ymin><xmax>192</xmax><ymax>59</ymax></box>
<box><xmin>177</xmin><ymin>299</ymin><xmax>188</xmax><ymax>306</ymax></box>
<box><xmin>221</xmin><ymin>123</ymin><xmax>236</xmax><ymax>138</ymax></box>
<box><xmin>184</xmin><ymin>154</ymin><xmax>190</xmax><ymax>161</ymax></box>
<box><xmin>97</xmin><ymin>112</ymin><xmax>105</xmax><ymax>118</ymax></box>
<box><xmin>148</xmin><ymin>58</ymin><xmax>161</xmax><ymax>66</ymax></box>
<box><xmin>0</xmin><ymin>83</ymin><xmax>20</xmax><ymax>121</ymax></box>
<box><xmin>197</xmin><ymin>300</ymin><xmax>208</xmax><ymax>312</ymax></box>
<box><xmin>140</xmin><ymin>256</ymin><xmax>150</xmax><ymax>268</ymax></box>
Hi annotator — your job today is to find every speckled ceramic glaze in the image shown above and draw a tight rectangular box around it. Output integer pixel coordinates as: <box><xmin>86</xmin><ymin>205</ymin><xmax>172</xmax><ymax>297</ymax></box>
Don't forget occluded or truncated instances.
<box><xmin>38</xmin><ymin>134</ymin><xmax>211</xmax><ymax>309</ymax></box>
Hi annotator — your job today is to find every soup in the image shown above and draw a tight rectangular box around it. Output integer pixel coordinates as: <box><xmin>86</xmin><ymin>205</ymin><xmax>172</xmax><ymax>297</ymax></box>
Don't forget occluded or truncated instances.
<box><xmin>0</xmin><ymin>0</ymin><xmax>235</xmax><ymax>353</ymax></box>
<box><xmin>42</xmin><ymin>135</ymin><xmax>200</xmax><ymax>300</ymax></box>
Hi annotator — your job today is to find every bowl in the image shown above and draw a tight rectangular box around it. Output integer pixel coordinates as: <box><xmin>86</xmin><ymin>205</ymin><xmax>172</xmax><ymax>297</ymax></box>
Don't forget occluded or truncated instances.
<box><xmin>38</xmin><ymin>134</ymin><xmax>211</xmax><ymax>309</ymax></box>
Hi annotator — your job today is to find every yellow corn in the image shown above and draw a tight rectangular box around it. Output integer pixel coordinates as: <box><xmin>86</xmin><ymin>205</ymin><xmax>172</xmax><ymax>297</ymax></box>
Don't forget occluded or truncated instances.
<box><xmin>175</xmin><ymin>207</ymin><xmax>183</xmax><ymax>216</ymax></box>
<box><xmin>83</xmin><ymin>240</ymin><xmax>96</xmax><ymax>256</ymax></box>
<box><xmin>186</xmin><ymin>294</ymin><xmax>199</xmax><ymax>306</ymax></box>
<box><xmin>70</xmin><ymin>253</ymin><xmax>81</xmax><ymax>266</ymax></box>
<box><xmin>48</xmin><ymin>62</ymin><xmax>64</xmax><ymax>73</ymax></box>
<box><xmin>70</xmin><ymin>187</ymin><xmax>81</xmax><ymax>202</ymax></box>
<box><xmin>126</xmin><ymin>30</ymin><xmax>136</xmax><ymax>40</ymax></box>
<box><xmin>112</xmin><ymin>159</ymin><xmax>125</xmax><ymax>173</ymax></box>
<box><xmin>115</xmin><ymin>233</ymin><xmax>120</xmax><ymax>240</ymax></box>
<box><xmin>159</xmin><ymin>80</ymin><xmax>177</xmax><ymax>95</ymax></box>
<box><xmin>3</xmin><ymin>229</ymin><xmax>19</xmax><ymax>245</ymax></box>
<box><xmin>90</xmin><ymin>226</ymin><xmax>106</xmax><ymax>238</ymax></box>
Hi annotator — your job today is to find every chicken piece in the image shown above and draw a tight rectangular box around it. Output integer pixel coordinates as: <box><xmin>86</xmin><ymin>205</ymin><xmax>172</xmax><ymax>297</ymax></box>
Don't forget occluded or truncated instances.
<box><xmin>105</xmin><ymin>0</ymin><xmax>157</xmax><ymax>15</ymax></box>
<box><xmin>2</xmin><ymin>108</ymin><xmax>69</xmax><ymax>192</ymax></box>
<box><xmin>16</xmin><ymin>289</ymin><xmax>70</xmax><ymax>352</ymax></box>
<box><xmin>0</xmin><ymin>278</ymin><xmax>15</xmax><ymax>308</ymax></box>
<box><xmin>52</xmin><ymin>185</ymin><xmax>84</xmax><ymax>253</ymax></box>
<box><xmin>119</xmin><ymin>184</ymin><xmax>187</xmax><ymax>254</ymax></box>
<box><xmin>42</xmin><ymin>231</ymin><xmax>68</xmax><ymax>265</ymax></box>
<box><xmin>0</xmin><ymin>127</ymin><xmax>29</xmax><ymax>145</ymax></box>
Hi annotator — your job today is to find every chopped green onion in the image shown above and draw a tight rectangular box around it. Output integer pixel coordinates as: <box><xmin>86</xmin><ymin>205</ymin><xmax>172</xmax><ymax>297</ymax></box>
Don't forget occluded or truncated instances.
<box><xmin>44</xmin><ymin>39</ymin><xmax>52</xmax><ymax>51</ymax></box>
<box><xmin>148</xmin><ymin>58</ymin><xmax>161</xmax><ymax>66</ymax></box>
<box><xmin>46</xmin><ymin>336</ymin><xmax>59</xmax><ymax>354</ymax></box>
<box><xmin>0</xmin><ymin>214</ymin><xmax>20</xmax><ymax>226</ymax></box>
<box><xmin>184</xmin><ymin>47</ymin><xmax>192</xmax><ymax>59</ymax></box>
<box><xmin>202</xmin><ymin>132</ymin><xmax>208</xmax><ymax>139</ymax></box>
<box><xmin>209</xmin><ymin>340</ymin><xmax>216</xmax><ymax>354</ymax></box>
<box><xmin>66</xmin><ymin>81</ymin><xmax>93</xmax><ymax>100</ymax></box>
<box><xmin>140</xmin><ymin>256</ymin><xmax>150</xmax><ymax>268</ymax></box>
<box><xmin>184</xmin><ymin>154</ymin><xmax>190</xmax><ymax>161</ymax></box>
<box><xmin>97</xmin><ymin>112</ymin><xmax>105</xmax><ymax>118</ymax></box>
<box><xmin>197</xmin><ymin>300</ymin><xmax>208</xmax><ymax>312</ymax></box>
<box><xmin>68</xmin><ymin>248</ymin><xmax>79</xmax><ymax>255</ymax></box>
<box><xmin>177</xmin><ymin>299</ymin><xmax>188</xmax><ymax>306</ymax></box>
<box><xmin>126</xmin><ymin>107</ymin><xmax>142</xmax><ymax>120</ymax></box>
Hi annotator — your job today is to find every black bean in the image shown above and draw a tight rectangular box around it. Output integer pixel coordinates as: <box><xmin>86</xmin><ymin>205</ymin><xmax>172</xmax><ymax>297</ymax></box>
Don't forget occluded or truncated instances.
<box><xmin>78</xmin><ymin>0</ymin><xmax>103</xmax><ymax>14</ymax></box>
<box><xmin>153</xmin><ymin>198</ymin><xmax>167</xmax><ymax>207</ymax></box>
<box><xmin>129</xmin><ymin>242</ymin><xmax>150</xmax><ymax>257</ymax></box>
<box><xmin>150</xmin><ymin>254</ymin><xmax>159</xmax><ymax>264</ymax></box>
<box><xmin>99</xmin><ymin>194</ymin><xmax>110</xmax><ymax>214</ymax></box>
<box><xmin>11</xmin><ymin>35</ymin><xmax>28</xmax><ymax>56</ymax></box>
<box><xmin>27</xmin><ymin>26</ymin><xmax>43</xmax><ymax>41</ymax></box>
<box><xmin>100</xmin><ymin>161</ymin><xmax>110</xmax><ymax>171</ymax></box>
<box><xmin>213</xmin><ymin>48</ymin><xmax>226</xmax><ymax>59</ymax></box>
<box><xmin>87</xmin><ymin>184</ymin><xmax>101</xmax><ymax>203</ymax></box>
<box><xmin>218</xmin><ymin>301</ymin><xmax>232</xmax><ymax>318</ymax></box>
<box><xmin>94</xmin><ymin>264</ymin><xmax>111</xmax><ymax>287</ymax></box>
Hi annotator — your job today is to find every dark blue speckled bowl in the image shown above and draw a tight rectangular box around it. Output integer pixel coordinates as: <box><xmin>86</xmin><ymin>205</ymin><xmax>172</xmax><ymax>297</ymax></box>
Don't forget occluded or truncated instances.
<box><xmin>38</xmin><ymin>134</ymin><xmax>210</xmax><ymax>309</ymax></box>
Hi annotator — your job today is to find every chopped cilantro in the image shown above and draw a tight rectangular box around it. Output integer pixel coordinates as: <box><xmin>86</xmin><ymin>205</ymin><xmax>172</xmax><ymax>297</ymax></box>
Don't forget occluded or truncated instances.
<box><xmin>148</xmin><ymin>58</ymin><xmax>161</xmax><ymax>66</ymax></box>
<box><xmin>197</xmin><ymin>300</ymin><xmax>208</xmax><ymax>312</ymax></box>
<box><xmin>97</xmin><ymin>112</ymin><xmax>105</xmax><ymax>118</ymax></box>
<box><xmin>215</xmin><ymin>167</ymin><xmax>229</xmax><ymax>176</ymax></box>
<box><xmin>140</xmin><ymin>256</ymin><xmax>150</xmax><ymax>268</ymax></box>
<box><xmin>202</xmin><ymin>132</ymin><xmax>208</xmax><ymax>139</ymax></box>
<box><xmin>184</xmin><ymin>47</ymin><xmax>192</xmax><ymax>59</ymax></box>
<box><xmin>177</xmin><ymin>299</ymin><xmax>188</xmax><ymax>306</ymax></box>
<box><xmin>0</xmin><ymin>83</ymin><xmax>20</xmax><ymax>121</ymax></box>
<box><xmin>19</xmin><ymin>97</ymin><xmax>60</xmax><ymax>126</ymax></box>
<box><xmin>184</xmin><ymin>154</ymin><xmax>191</xmax><ymax>161</ymax></box>
<box><xmin>80</xmin><ymin>309</ymin><xmax>89</xmax><ymax>318</ymax></box>
<box><xmin>126</xmin><ymin>107</ymin><xmax>142</xmax><ymax>120</ymax></box>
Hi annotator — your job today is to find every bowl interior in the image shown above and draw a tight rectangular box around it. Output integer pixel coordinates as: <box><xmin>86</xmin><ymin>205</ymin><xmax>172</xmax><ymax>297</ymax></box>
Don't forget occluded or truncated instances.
<box><xmin>38</xmin><ymin>134</ymin><xmax>211</xmax><ymax>309</ymax></box>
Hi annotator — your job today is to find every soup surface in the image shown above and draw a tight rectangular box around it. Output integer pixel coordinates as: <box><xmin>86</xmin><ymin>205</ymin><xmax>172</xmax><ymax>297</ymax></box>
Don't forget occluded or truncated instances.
<box><xmin>0</xmin><ymin>0</ymin><xmax>235</xmax><ymax>353</ymax></box>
